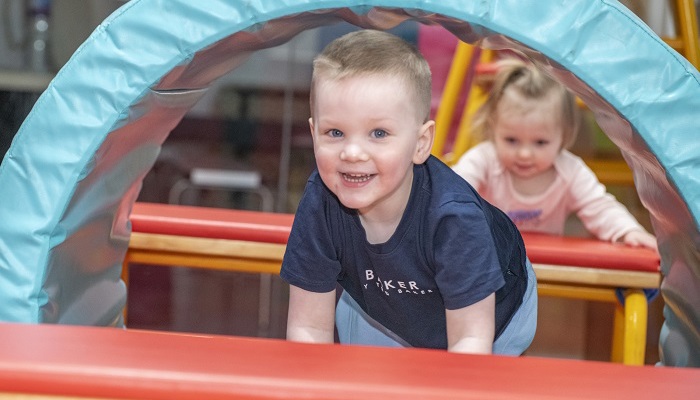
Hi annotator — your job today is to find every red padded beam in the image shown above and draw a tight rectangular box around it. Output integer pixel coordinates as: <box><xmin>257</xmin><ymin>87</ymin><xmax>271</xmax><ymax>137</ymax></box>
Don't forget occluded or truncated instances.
<box><xmin>130</xmin><ymin>202</ymin><xmax>294</xmax><ymax>244</ymax></box>
<box><xmin>522</xmin><ymin>232</ymin><xmax>659</xmax><ymax>273</ymax></box>
<box><xmin>129</xmin><ymin>203</ymin><xmax>659</xmax><ymax>273</ymax></box>
<box><xmin>0</xmin><ymin>323</ymin><xmax>696</xmax><ymax>400</ymax></box>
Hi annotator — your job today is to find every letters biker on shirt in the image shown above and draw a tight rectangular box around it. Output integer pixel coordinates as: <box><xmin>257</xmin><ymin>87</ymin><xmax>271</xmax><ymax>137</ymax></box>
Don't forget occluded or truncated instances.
<box><xmin>365</xmin><ymin>269</ymin><xmax>434</xmax><ymax>296</ymax></box>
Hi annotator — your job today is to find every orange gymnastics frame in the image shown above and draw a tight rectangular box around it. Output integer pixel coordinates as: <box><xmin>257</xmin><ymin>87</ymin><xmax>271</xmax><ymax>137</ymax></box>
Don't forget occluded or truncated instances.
<box><xmin>124</xmin><ymin>202</ymin><xmax>660</xmax><ymax>365</ymax></box>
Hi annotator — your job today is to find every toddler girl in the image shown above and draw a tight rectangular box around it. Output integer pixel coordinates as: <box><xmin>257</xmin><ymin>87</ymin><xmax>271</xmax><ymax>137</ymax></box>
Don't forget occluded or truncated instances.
<box><xmin>452</xmin><ymin>59</ymin><xmax>657</xmax><ymax>249</ymax></box>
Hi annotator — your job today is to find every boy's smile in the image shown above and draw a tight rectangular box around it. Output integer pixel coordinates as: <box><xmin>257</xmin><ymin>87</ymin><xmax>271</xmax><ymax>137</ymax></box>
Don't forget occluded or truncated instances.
<box><xmin>342</xmin><ymin>173</ymin><xmax>374</xmax><ymax>185</ymax></box>
<box><xmin>310</xmin><ymin>73</ymin><xmax>433</xmax><ymax>220</ymax></box>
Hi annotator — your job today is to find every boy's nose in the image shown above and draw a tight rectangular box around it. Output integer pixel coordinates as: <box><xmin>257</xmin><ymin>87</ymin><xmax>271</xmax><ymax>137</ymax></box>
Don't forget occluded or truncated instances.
<box><xmin>340</xmin><ymin>143</ymin><xmax>369</xmax><ymax>162</ymax></box>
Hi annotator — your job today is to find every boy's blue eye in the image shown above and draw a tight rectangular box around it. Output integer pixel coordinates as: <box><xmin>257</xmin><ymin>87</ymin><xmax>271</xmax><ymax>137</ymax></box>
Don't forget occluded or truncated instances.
<box><xmin>504</xmin><ymin>137</ymin><xmax>518</xmax><ymax>144</ymax></box>
<box><xmin>372</xmin><ymin>129</ymin><xmax>388</xmax><ymax>139</ymax></box>
<box><xmin>328</xmin><ymin>129</ymin><xmax>343</xmax><ymax>138</ymax></box>
<box><xmin>535</xmin><ymin>140</ymin><xmax>549</xmax><ymax>146</ymax></box>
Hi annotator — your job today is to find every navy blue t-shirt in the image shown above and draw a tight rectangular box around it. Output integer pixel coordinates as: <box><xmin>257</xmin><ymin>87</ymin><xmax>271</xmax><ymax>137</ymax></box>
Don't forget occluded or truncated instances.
<box><xmin>281</xmin><ymin>156</ymin><xmax>527</xmax><ymax>349</ymax></box>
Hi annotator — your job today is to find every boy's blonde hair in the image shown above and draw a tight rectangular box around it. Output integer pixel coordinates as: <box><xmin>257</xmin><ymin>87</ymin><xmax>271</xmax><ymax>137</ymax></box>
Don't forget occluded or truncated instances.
<box><xmin>473</xmin><ymin>58</ymin><xmax>580</xmax><ymax>149</ymax></box>
<box><xmin>310</xmin><ymin>29</ymin><xmax>432</xmax><ymax>122</ymax></box>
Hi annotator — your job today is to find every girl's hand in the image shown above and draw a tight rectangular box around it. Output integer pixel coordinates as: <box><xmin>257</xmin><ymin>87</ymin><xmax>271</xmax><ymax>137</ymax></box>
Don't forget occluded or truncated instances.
<box><xmin>622</xmin><ymin>230</ymin><xmax>658</xmax><ymax>252</ymax></box>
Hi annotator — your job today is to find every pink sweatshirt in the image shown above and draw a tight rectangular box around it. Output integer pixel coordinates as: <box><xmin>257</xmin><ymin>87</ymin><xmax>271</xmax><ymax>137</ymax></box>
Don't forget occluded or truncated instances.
<box><xmin>452</xmin><ymin>142</ymin><xmax>646</xmax><ymax>242</ymax></box>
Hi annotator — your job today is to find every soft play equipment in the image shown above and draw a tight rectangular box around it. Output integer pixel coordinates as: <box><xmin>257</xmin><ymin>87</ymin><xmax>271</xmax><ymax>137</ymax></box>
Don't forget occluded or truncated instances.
<box><xmin>0</xmin><ymin>0</ymin><xmax>698</xmax><ymax>367</ymax></box>
<box><xmin>1</xmin><ymin>323</ymin><xmax>698</xmax><ymax>399</ymax></box>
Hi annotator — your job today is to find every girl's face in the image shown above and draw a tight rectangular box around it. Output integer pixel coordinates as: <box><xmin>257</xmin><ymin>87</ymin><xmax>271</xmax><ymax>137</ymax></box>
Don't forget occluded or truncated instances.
<box><xmin>310</xmin><ymin>73</ymin><xmax>433</xmax><ymax>218</ymax></box>
<box><xmin>492</xmin><ymin>90</ymin><xmax>563</xmax><ymax>180</ymax></box>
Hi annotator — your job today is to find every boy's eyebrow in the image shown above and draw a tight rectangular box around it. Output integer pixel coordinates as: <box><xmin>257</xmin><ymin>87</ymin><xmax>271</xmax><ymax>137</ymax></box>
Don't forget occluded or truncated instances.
<box><xmin>316</xmin><ymin>113</ymin><xmax>399</xmax><ymax>124</ymax></box>
<box><xmin>313</xmin><ymin>116</ymin><xmax>339</xmax><ymax>126</ymax></box>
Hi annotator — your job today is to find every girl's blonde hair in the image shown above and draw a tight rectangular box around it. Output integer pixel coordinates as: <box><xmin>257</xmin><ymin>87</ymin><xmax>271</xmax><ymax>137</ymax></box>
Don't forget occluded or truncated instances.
<box><xmin>310</xmin><ymin>29</ymin><xmax>432</xmax><ymax>123</ymax></box>
<box><xmin>472</xmin><ymin>58</ymin><xmax>580</xmax><ymax>149</ymax></box>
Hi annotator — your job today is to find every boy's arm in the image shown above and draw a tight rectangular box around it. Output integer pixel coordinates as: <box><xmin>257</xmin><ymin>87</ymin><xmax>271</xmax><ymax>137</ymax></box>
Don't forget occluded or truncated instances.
<box><xmin>445</xmin><ymin>292</ymin><xmax>496</xmax><ymax>354</ymax></box>
<box><xmin>286</xmin><ymin>285</ymin><xmax>336</xmax><ymax>344</ymax></box>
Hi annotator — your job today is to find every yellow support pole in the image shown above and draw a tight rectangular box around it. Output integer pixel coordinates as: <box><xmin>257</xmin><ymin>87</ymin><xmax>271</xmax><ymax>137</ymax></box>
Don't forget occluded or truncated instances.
<box><xmin>623</xmin><ymin>289</ymin><xmax>648</xmax><ymax>366</ymax></box>
<box><xmin>432</xmin><ymin>42</ymin><xmax>476</xmax><ymax>161</ymax></box>
<box><xmin>447</xmin><ymin>49</ymin><xmax>495</xmax><ymax>164</ymax></box>
<box><xmin>611</xmin><ymin>304</ymin><xmax>625</xmax><ymax>363</ymax></box>
<box><xmin>675</xmin><ymin>0</ymin><xmax>700</xmax><ymax>69</ymax></box>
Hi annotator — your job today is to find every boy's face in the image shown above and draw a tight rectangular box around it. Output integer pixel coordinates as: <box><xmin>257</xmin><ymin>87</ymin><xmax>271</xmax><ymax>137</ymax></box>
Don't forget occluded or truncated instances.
<box><xmin>310</xmin><ymin>73</ymin><xmax>434</xmax><ymax>217</ymax></box>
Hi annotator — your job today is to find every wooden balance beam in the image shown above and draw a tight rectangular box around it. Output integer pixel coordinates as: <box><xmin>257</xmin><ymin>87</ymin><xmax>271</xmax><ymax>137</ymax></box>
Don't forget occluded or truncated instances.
<box><xmin>125</xmin><ymin>202</ymin><xmax>660</xmax><ymax>365</ymax></box>
<box><xmin>0</xmin><ymin>322</ymin><xmax>695</xmax><ymax>400</ymax></box>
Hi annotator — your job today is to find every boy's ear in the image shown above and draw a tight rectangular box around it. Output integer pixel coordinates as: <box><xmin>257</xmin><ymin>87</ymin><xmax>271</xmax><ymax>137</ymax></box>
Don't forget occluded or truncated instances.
<box><xmin>413</xmin><ymin>120</ymin><xmax>435</xmax><ymax>164</ymax></box>
<box><xmin>308</xmin><ymin>117</ymin><xmax>315</xmax><ymax>140</ymax></box>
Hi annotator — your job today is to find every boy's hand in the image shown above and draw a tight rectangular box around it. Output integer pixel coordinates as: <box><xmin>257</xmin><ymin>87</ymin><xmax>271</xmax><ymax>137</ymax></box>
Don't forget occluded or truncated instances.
<box><xmin>621</xmin><ymin>230</ymin><xmax>658</xmax><ymax>252</ymax></box>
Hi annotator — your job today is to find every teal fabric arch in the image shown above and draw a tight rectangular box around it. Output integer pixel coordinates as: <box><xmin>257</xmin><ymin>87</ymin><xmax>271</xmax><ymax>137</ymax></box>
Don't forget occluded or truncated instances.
<box><xmin>0</xmin><ymin>0</ymin><xmax>698</xmax><ymax>367</ymax></box>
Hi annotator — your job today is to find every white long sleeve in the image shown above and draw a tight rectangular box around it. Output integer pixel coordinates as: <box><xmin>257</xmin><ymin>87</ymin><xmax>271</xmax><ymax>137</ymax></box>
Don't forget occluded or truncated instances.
<box><xmin>452</xmin><ymin>142</ymin><xmax>647</xmax><ymax>241</ymax></box>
